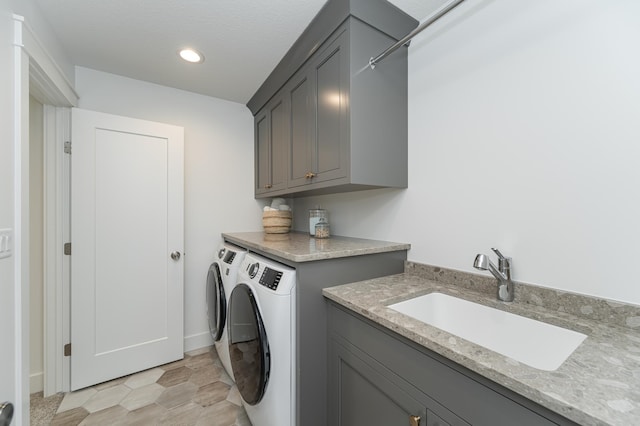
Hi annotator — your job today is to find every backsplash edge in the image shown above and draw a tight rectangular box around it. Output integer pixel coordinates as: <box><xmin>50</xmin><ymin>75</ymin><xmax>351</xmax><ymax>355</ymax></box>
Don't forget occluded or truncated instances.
<box><xmin>404</xmin><ymin>261</ymin><xmax>640</xmax><ymax>331</ymax></box>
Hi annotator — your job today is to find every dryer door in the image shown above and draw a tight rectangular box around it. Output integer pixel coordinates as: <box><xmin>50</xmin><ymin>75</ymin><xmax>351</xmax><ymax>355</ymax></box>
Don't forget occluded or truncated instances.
<box><xmin>206</xmin><ymin>262</ymin><xmax>226</xmax><ymax>342</ymax></box>
<box><xmin>228</xmin><ymin>283</ymin><xmax>270</xmax><ymax>405</ymax></box>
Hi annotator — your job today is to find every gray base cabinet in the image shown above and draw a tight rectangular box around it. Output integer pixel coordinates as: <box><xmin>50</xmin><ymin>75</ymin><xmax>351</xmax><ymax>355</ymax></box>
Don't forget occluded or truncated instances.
<box><xmin>223</xmin><ymin>237</ymin><xmax>407</xmax><ymax>426</ymax></box>
<box><xmin>327</xmin><ymin>302</ymin><xmax>579</xmax><ymax>426</ymax></box>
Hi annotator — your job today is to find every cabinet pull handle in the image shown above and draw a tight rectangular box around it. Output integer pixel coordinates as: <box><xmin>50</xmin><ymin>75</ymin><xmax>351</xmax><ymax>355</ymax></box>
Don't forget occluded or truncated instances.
<box><xmin>265</xmin><ymin>184</ymin><xmax>272</xmax><ymax>189</ymax></box>
<box><xmin>409</xmin><ymin>415</ymin><xmax>421</xmax><ymax>426</ymax></box>
<box><xmin>306</xmin><ymin>172</ymin><xmax>316</xmax><ymax>179</ymax></box>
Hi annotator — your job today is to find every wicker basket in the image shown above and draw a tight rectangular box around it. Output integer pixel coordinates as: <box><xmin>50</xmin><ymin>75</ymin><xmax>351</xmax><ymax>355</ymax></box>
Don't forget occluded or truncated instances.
<box><xmin>262</xmin><ymin>210</ymin><xmax>292</xmax><ymax>234</ymax></box>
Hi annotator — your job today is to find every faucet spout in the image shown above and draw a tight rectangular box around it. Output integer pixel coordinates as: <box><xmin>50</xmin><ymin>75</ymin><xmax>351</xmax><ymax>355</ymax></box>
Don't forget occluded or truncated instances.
<box><xmin>473</xmin><ymin>249</ymin><xmax>514</xmax><ymax>302</ymax></box>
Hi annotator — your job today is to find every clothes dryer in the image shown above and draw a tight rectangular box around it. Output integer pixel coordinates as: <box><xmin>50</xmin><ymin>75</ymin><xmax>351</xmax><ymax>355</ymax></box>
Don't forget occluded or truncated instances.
<box><xmin>228</xmin><ymin>253</ymin><xmax>296</xmax><ymax>426</ymax></box>
<box><xmin>206</xmin><ymin>242</ymin><xmax>246</xmax><ymax>381</ymax></box>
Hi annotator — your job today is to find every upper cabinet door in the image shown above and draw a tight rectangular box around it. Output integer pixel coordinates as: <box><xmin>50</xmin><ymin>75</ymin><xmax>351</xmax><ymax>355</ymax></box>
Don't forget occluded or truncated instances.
<box><xmin>255</xmin><ymin>96</ymin><xmax>288</xmax><ymax>195</ymax></box>
<box><xmin>287</xmin><ymin>30</ymin><xmax>350</xmax><ymax>190</ymax></box>
<box><xmin>312</xmin><ymin>29</ymin><xmax>349</xmax><ymax>184</ymax></box>
<box><xmin>269</xmin><ymin>97</ymin><xmax>288</xmax><ymax>191</ymax></box>
<box><xmin>255</xmin><ymin>110</ymin><xmax>270</xmax><ymax>195</ymax></box>
<box><xmin>287</xmin><ymin>68</ymin><xmax>314</xmax><ymax>188</ymax></box>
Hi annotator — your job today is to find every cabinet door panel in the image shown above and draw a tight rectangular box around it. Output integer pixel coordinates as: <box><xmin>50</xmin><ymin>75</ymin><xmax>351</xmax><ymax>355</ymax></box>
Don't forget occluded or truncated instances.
<box><xmin>255</xmin><ymin>112</ymin><xmax>270</xmax><ymax>194</ymax></box>
<box><xmin>269</xmin><ymin>99</ymin><xmax>287</xmax><ymax>190</ymax></box>
<box><xmin>288</xmin><ymin>74</ymin><xmax>313</xmax><ymax>188</ymax></box>
<box><xmin>316</xmin><ymin>47</ymin><xmax>341</xmax><ymax>173</ymax></box>
<box><xmin>330</xmin><ymin>341</ymin><xmax>425</xmax><ymax>426</ymax></box>
<box><xmin>313</xmin><ymin>31</ymin><xmax>349</xmax><ymax>183</ymax></box>
<box><xmin>427</xmin><ymin>409</ymin><xmax>469</xmax><ymax>426</ymax></box>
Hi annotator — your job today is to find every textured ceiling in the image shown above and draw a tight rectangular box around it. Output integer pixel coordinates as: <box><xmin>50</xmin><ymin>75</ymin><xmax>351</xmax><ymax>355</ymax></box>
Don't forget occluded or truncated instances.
<box><xmin>35</xmin><ymin>0</ymin><xmax>447</xmax><ymax>104</ymax></box>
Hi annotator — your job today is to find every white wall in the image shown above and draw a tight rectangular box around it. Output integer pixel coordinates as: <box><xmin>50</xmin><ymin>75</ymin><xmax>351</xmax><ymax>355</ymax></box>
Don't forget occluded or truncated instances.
<box><xmin>29</xmin><ymin>95</ymin><xmax>44</xmax><ymax>393</ymax></box>
<box><xmin>74</xmin><ymin>67</ymin><xmax>261</xmax><ymax>349</ymax></box>
<box><xmin>294</xmin><ymin>0</ymin><xmax>640</xmax><ymax>305</ymax></box>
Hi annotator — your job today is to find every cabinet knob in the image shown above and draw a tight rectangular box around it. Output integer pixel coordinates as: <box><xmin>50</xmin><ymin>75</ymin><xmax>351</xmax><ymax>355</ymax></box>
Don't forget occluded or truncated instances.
<box><xmin>306</xmin><ymin>172</ymin><xmax>316</xmax><ymax>179</ymax></box>
<box><xmin>265</xmin><ymin>184</ymin><xmax>272</xmax><ymax>189</ymax></box>
<box><xmin>409</xmin><ymin>415</ymin><xmax>421</xmax><ymax>426</ymax></box>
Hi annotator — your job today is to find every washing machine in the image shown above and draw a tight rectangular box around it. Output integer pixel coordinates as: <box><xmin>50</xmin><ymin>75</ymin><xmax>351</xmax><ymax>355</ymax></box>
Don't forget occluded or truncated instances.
<box><xmin>206</xmin><ymin>242</ymin><xmax>246</xmax><ymax>381</ymax></box>
<box><xmin>228</xmin><ymin>253</ymin><xmax>296</xmax><ymax>426</ymax></box>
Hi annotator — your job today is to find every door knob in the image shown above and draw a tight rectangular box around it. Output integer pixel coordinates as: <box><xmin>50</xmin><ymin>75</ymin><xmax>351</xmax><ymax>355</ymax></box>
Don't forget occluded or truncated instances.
<box><xmin>170</xmin><ymin>251</ymin><xmax>181</xmax><ymax>260</ymax></box>
<box><xmin>0</xmin><ymin>402</ymin><xmax>14</xmax><ymax>426</ymax></box>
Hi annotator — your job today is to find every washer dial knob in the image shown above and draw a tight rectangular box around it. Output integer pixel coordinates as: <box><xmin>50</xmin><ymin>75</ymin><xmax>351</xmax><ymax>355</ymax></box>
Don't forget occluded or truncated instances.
<box><xmin>248</xmin><ymin>262</ymin><xmax>260</xmax><ymax>278</ymax></box>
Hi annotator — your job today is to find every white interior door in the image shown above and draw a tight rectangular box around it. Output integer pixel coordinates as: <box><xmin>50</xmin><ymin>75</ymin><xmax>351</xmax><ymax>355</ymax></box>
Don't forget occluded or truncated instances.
<box><xmin>71</xmin><ymin>108</ymin><xmax>184</xmax><ymax>390</ymax></box>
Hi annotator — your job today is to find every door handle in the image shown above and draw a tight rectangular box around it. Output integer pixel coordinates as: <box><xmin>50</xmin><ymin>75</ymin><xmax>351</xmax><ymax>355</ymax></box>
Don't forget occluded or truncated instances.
<box><xmin>0</xmin><ymin>402</ymin><xmax>14</xmax><ymax>426</ymax></box>
<box><xmin>409</xmin><ymin>415</ymin><xmax>421</xmax><ymax>426</ymax></box>
<box><xmin>170</xmin><ymin>251</ymin><xmax>181</xmax><ymax>261</ymax></box>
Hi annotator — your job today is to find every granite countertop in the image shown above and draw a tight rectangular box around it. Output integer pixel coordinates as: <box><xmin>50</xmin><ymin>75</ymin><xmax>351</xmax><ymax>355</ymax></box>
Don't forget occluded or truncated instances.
<box><xmin>323</xmin><ymin>272</ymin><xmax>640</xmax><ymax>426</ymax></box>
<box><xmin>222</xmin><ymin>231</ymin><xmax>410</xmax><ymax>262</ymax></box>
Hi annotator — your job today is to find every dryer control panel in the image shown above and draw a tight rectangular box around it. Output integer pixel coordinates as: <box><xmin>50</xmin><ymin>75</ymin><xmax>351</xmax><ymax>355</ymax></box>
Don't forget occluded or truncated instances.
<box><xmin>259</xmin><ymin>267</ymin><xmax>283</xmax><ymax>290</ymax></box>
<box><xmin>223</xmin><ymin>250</ymin><xmax>236</xmax><ymax>264</ymax></box>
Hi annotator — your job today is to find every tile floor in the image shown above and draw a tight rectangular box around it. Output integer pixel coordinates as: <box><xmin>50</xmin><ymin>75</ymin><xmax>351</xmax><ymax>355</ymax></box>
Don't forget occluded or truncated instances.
<box><xmin>30</xmin><ymin>346</ymin><xmax>251</xmax><ymax>426</ymax></box>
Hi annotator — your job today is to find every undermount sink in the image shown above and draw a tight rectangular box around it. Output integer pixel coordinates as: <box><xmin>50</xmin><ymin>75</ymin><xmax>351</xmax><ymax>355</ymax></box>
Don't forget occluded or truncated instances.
<box><xmin>388</xmin><ymin>292</ymin><xmax>587</xmax><ymax>371</ymax></box>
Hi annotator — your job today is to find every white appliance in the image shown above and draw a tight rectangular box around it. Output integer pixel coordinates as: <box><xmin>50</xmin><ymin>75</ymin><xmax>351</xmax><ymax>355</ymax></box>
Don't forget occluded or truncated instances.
<box><xmin>228</xmin><ymin>253</ymin><xmax>296</xmax><ymax>426</ymax></box>
<box><xmin>206</xmin><ymin>242</ymin><xmax>246</xmax><ymax>381</ymax></box>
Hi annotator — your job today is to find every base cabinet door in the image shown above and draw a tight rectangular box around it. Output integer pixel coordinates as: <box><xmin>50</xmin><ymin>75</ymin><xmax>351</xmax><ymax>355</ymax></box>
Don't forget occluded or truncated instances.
<box><xmin>329</xmin><ymin>339</ymin><xmax>470</xmax><ymax>426</ymax></box>
<box><xmin>330</xmin><ymin>341</ymin><xmax>426</xmax><ymax>426</ymax></box>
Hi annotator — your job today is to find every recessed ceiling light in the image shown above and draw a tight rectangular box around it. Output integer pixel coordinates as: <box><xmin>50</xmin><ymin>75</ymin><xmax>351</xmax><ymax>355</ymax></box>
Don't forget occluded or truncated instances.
<box><xmin>179</xmin><ymin>48</ymin><xmax>204</xmax><ymax>64</ymax></box>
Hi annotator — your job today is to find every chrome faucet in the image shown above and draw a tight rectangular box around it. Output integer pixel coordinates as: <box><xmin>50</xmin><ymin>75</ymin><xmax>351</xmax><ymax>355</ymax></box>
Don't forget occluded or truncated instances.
<box><xmin>473</xmin><ymin>248</ymin><xmax>514</xmax><ymax>302</ymax></box>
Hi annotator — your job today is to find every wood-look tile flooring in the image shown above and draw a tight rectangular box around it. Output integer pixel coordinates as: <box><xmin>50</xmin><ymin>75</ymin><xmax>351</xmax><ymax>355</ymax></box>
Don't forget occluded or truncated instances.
<box><xmin>31</xmin><ymin>347</ymin><xmax>251</xmax><ymax>426</ymax></box>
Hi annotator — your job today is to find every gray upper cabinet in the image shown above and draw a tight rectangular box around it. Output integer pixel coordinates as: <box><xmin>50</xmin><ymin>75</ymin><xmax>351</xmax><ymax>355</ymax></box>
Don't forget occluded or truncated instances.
<box><xmin>248</xmin><ymin>0</ymin><xmax>418</xmax><ymax>198</ymax></box>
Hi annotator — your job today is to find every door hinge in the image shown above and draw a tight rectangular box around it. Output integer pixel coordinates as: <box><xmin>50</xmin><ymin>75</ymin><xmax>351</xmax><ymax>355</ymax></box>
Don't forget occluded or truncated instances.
<box><xmin>64</xmin><ymin>343</ymin><xmax>71</xmax><ymax>357</ymax></box>
<box><xmin>64</xmin><ymin>141</ymin><xmax>72</xmax><ymax>154</ymax></box>
<box><xmin>64</xmin><ymin>242</ymin><xmax>71</xmax><ymax>255</ymax></box>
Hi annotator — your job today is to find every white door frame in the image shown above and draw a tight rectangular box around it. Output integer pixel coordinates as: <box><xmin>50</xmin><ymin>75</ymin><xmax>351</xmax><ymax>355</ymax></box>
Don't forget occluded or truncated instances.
<box><xmin>42</xmin><ymin>106</ymin><xmax>71</xmax><ymax>395</ymax></box>
<box><xmin>13</xmin><ymin>14</ymin><xmax>78</xmax><ymax>420</ymax></box>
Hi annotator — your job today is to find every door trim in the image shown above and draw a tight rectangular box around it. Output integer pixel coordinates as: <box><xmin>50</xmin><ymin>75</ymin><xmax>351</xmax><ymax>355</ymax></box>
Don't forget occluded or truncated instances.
<box><xmin>10</xmin><ymin>13</ymin><xmax>78</xmax><ymax>425</ymax></box>
<box><xmin>16</xmin><ymin>12</ymin><xmax>78</xmax><ymax>397</ymax></box>
<box><xmin>43</xmin><ymin>105</ymin><xmax>71</xmax><ymax>395</ymax></box>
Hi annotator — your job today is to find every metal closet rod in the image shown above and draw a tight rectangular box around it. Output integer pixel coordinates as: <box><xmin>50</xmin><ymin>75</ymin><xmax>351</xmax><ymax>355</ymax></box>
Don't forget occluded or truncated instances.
<box><xmin>369</xmin><ymin>0</ymin><xmax>466</xmax><ymax>69</ymax></box>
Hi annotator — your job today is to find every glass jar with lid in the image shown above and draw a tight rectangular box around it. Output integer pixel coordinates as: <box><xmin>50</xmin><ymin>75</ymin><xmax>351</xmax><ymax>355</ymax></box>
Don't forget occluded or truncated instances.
<box><xmin>309</xmin><ymin>209</ymin><xmax>328</xmax><ymax>235</ymax></box>
<box><xmin>315</xmin><ymin>218</ymin><xmax>330</xmax><ymax>239</ymax></box>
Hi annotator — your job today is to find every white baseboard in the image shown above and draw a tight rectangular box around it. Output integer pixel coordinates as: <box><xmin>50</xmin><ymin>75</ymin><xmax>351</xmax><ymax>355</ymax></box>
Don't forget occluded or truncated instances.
<box><xmin>184</xmin><ymin>331</ymin><xmax>213</xmax><ymax>353</ymax></box>
<box><xmin>30</xmin><ymin>371</ymin><xmax>44</xmax><ymax>394</ymax></box>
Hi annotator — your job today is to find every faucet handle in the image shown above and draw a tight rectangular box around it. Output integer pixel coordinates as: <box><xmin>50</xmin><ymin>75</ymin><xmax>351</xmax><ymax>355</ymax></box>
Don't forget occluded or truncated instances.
<box><xmin>491</xmin><ymin>247</ymin><xmax>507</xmax><ymax>260</ymax></box>
<box><xmin>492</xmin><ymin>248</ymin><xmax>511</xmax><ymax>273</ymax></box>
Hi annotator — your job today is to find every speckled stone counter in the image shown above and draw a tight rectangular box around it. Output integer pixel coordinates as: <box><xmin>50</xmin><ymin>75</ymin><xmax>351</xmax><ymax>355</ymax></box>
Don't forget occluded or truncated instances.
<box><xmin>323</xmin><ymin>268</ymin><xmax>640</xmax><ymax>426</ymax></box>
<box><xmin>222</xmin><ymin>231</ymin><xmax>411</xmax><ymax>262</ymax></box>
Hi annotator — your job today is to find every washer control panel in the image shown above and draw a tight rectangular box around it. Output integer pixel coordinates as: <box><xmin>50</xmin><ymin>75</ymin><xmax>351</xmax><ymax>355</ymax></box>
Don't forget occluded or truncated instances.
<box><xmin>259</xmin><ymin>267</ymin><xmax>283</xmax><ymax>290</ymax></box>
<box><xmin>240</xmin><ymin>254</ymin><xmax>295</xmax><ymax>295</ymax></box>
